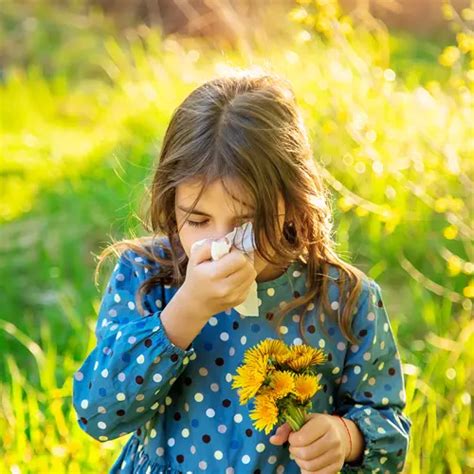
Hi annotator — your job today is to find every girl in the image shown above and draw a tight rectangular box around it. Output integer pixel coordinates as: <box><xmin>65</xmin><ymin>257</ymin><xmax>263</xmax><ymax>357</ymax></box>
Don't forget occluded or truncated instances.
<box><xmin>73</xmin><ymin>68</ymin><xmax>411</xmax><ymax>473</ymax></box>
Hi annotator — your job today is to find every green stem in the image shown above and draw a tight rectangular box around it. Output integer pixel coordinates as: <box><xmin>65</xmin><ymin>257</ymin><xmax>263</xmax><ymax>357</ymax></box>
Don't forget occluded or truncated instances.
<box><xmin>284</xmin><ymin>404</ymin><xmax>307</xmax><ymax>431</ymax></box>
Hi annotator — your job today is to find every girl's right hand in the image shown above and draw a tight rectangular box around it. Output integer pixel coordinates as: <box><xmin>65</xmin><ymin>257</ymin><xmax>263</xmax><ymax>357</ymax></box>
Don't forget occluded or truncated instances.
<box><xmin>180</xmin><ymin>238</ymin><xmax>258</xmax><ymax>318</ymax></box>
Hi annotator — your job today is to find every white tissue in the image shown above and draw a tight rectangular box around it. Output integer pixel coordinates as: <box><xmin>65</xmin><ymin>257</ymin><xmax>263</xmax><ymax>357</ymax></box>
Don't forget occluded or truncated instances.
<box><xmin>190</xmin><ymin>221</ymin><xmax>259</xmax><ymax>317</ymax></box>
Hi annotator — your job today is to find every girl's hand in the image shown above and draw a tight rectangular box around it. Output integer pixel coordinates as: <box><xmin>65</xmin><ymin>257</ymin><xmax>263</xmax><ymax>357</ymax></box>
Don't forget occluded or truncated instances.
<box><xmin>269</xmin><ymin>413</ymin><xmax>350</xmax><ymax>474</ymax></box>
<box><xmin>181</xmin><ymin>238</ymin><xmax>257</xmax><ymax>319</ymax></box>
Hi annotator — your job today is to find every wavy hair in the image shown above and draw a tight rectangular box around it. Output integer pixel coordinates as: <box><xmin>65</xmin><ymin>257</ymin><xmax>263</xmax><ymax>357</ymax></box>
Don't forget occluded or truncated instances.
<box><xmin>95</xmin><ymin>67</ymin><xmax>366</xmax><ymax>346</ymax></box>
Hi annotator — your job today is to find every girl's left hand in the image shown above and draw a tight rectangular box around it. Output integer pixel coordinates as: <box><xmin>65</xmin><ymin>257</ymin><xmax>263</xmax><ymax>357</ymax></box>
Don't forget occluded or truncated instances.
<box><xmin>269</xmin><ymin>413</ymin><xmax>349</xmax><ymax>474</ymax></box>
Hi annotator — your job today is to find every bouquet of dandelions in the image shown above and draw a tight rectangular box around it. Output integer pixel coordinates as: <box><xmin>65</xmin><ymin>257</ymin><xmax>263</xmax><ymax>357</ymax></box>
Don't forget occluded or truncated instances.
<box><xmin>231</xmin><ymin>338</ymin><xmax>327</xmax><ymax>435</ymax></box>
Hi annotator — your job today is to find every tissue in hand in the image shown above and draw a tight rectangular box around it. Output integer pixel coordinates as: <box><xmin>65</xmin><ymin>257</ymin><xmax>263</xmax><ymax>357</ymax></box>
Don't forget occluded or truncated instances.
<box><xmin>190</xmin><ymin>221</ymin><xmax>259</xmax><ymax>317</ymax></box>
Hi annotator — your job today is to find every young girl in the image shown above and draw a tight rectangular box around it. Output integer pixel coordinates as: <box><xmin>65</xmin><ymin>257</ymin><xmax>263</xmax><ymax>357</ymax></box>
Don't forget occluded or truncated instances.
<box><xmin>73</xmin><ymin>69</ymin><xmax>411</xmax><ymax>473</ymax></box>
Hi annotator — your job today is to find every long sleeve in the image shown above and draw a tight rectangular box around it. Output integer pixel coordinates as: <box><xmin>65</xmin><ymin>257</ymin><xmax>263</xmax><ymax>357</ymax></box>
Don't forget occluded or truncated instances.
<box><xmin>72</xmin><ymin>248</ymin><xmax>195</xmax><ymax>442</ymax></box>
<box><xmin>336</xmin><ymin>279</ymin><xmax>412</xmax><ymax>473</ymax></box>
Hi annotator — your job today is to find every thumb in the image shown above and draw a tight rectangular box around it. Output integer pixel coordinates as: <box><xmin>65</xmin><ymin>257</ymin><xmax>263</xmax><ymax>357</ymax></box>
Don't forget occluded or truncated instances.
<box><xmin>269</xmin><ymin>423</ymin><xmax>292</xmax><ymax>445</ymax></box>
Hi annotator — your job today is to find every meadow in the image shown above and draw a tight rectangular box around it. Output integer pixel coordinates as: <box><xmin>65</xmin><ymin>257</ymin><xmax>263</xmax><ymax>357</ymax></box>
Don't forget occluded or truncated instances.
<box><xmin>0</xmin><ymin>0</ymin><xmax>473</xmax><ymax>472</ymax></box>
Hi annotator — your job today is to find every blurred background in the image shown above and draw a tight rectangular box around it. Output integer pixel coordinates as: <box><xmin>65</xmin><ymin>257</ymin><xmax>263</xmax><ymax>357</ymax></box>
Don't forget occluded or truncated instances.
<box><xmin>0</xmin><ymin>0</ymin><xmax>473</xmax><ymax>472</ymax></box>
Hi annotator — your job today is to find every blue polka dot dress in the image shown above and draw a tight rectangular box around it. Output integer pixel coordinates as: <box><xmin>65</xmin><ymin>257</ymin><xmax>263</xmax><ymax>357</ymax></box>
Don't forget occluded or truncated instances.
<box><xmin>73</xmin><ymin>241</ymin><xmax>411</xmax><ymax>473</ymax></box>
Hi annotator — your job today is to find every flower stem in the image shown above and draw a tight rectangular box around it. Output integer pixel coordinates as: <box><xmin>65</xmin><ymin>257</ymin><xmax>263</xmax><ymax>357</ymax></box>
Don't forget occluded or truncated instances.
<box><xmin>284</xmin><ymin>404</ymin><xmax>307</xmax><ymax>431</ymax></box>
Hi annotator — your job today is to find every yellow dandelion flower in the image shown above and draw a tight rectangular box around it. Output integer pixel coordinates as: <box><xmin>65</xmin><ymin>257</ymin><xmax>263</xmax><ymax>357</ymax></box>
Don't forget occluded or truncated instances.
<box><xmin>292</xmin><ymin>373</ymin><xmax>320</xmax><ymax>403</ymax></box>
<box><xmin>232</xmin><ymin>355</ymin><xmax>269</xmax><ymax>404</ymax></box>
<box><xmin>243</xmin><ymin>338</ymin><xmax>291</xmax><ymax>366</ymax></box>
<box><xmin>286</xmin><ymin>344</ymin><xmax>327</xmax><ymax>371</ymax></box>
<box><xmin>267</xmin><ymin>370</ymin><xmax>295</xmax><ymax>400</ymax></box>
<box><xmin>249</xmin><ymin>393</ymin><xmax>279</xmax><ymax>434</ymax></box>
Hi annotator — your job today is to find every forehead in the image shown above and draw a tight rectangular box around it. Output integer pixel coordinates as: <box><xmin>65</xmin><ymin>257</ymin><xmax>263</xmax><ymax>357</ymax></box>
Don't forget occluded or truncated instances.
<box><xmin>175</xmin><ymin>178</ymin><xmax>254</xmax><ymax>210</ymax></box>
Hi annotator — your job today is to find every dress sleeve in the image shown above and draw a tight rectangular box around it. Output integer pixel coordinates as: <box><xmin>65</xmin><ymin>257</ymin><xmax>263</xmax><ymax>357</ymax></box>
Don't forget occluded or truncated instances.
<box><xmin>72</xmin><ymin>248</ymin><xmax>195</xmax><ymax>442</ymax></box>
<box><xmin>335</xmin><ymin>279</ymin><xmax>412</xmax><ymax>473</ymax></box>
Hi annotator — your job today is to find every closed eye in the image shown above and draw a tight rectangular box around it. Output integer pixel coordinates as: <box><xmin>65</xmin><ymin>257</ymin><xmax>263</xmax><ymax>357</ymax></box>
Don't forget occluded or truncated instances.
<box><xmin>187</xmin><ymin>218</ymin><xmax>253</xmax><ymax>228</ymax></box>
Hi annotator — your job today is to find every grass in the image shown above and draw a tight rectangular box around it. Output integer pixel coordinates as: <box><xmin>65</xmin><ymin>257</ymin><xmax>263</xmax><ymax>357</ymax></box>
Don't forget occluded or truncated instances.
<box><xmin>0</xmin><ymin>0</ymin><xmax>473</xmax><ymax>472</ymax></box>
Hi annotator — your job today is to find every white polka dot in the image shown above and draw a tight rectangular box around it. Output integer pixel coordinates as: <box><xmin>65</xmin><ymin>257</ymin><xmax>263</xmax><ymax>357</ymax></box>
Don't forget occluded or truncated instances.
<box><xmin>210</xmin><ymin>383</ymin><xmax>219</xmax><ymax>392</ymax></box>
<box><xmin>332</xmin><ymin>367</ymin><xmax>340</xmax><ymax>375</ymax></box>
<box><xmin>329</xmin><ymin>395</ymin><xmax>333</xmax><ymax>404</ymax></box>
<box><xmin>98</xmin><ymin>406</ymin><xmax>106</xmax><ymax>414</ymax></box>
<box><xmin>116</xmin><ymin>393</ymin><xmax>126</xmax><ymax>401</ymax></box>
<box><xmin>354</xmin><ymin>365</ymin><xmax>361</xmax><ymax>374</ymax></box>
<box><xmin>117</xmin><ymin>372</ymin><xmax>126</xmax><ymax>382</ymax></box>
<box><xmin>218</xmin><ymin>424</ymin><xmax>227</xmax><ymax>433</ymax></box>
<box><xmin>267</xmin><ymin>288</ymin><xmax>275</xmax><ymax>297</ymax></box>
<box><xmin>382</xmin><ymin>397</ymin><xmax>389</xmax><ymax>405</ymax></box>
<box><xmin>155</xmin><ymin>299</ymin><xmax>163</xmax><ymax>309</ymax></box>
<box><xmin>182</xmin><ymin>428</ymin><xmax>190</xmax><ymax>438</ymax></box>
<box><xmin>190</xmin><ymin>445</ymin><xmax>196</xmax><ymax>454</ymax></box>
<box><xmin>168</xmin><ymin>438</ymin><xmax>175</xmax><ymax>447</ymax></box>
<box><xmin>199</xmin><ymin>367</ymin><xmax>208</xmax><ymax>376</ymax></box>
<box><xmin>279</xmin><ymin>326</ymin><xmax>288</xmax><ymax>334</ymax></box>
<box><xmin>206</xmin><ymin>408</ymin><xmax>216</xmax><ymax>418</ymax></box>
<box><xmin>383</xmin><ymin>323</ymin><xmax>389</xmax><ymax>332</ymax></box>
<box><xmin>184</xmin><ymin>402</ymin><xmax>190</xmax><ymax>412</ymax></box>
<box><xmin>367</xmin><ymin>312</ymin><xmax>376</xmax><ymax>321</ymax></box>
<box><xmin>292</xmin><ymin>270</ymin><xmax>302</xmax><ymax>278</ymax></box>
<box><xmin>369</xmin><ymin>377</ymin><xmax>376</xmax><ymax>385</ymax></box>
<box><xmin>116</xmin><ymin>273</ymin><xmax>125</xmax><ymax>281</ymax></box>
<box><xmin>331</xmin><ymin>301</ymin><xmax>339</xmax><ymax>310</ymax></box>
<box><xmin>319</xmin><ymin>339</ymin><xmax>326</xmax><ymax>348</ymax></box>
<box><xmin>98</xmin><ymin>421</ymin><xmax>107</xmax><ymax>430</ymax></box>
<box><xmin>241</xmin><ymin>455</ymin><xmax>250</xmax><ymax>464</ymax></box>
<box><xmin>80</xmin><ymin>399</ymin><xmax>89</xmax><ymax>409</ymax></box>
<box><xmin>276</xmin><ymin>466</ymin><xmax>285</xmax><ymax>474</ymax></box>
<box><xmin>256</xmin><ymin>443</ymin><xmax>266</xmax><ymax>452</ymax></box>
<box><xmin>128</xmin><ymin>301</ymin><xmax>135</xmax><ymax>310</ymax></box>
<box><xmin>153</xmin><ymin>373</ymin><xmax>162</xmax><ymax>383</ymax></box>
<box><xmin>363</xmin><ymin>352</ymin><xmax>371</xmax><ymax>361</ymax></box>
<box><xmin>220</xmin><ymin>332</ymin><xmax>229</xmax><ymax>341</ymax></box>
<box><xmin>101</xmin><ymin>369</ymin><xmax>109</xmax><ymax>378</ymax></box>
<box><xmin>209</xmin><ymin>317</ymin><xmax>218</xmax><ymax>326</ymax></box>
<box><xmin>234</xmin><ymin>414</ymin><xmax>243</xmax><ymax>423</ymax></box>
<box><xmin>293</xmin><ymin>338</ymin><xmax>303</xmax><ymax>345</ymax></box>
<box><xmin>165</xmin><ymin>396</ymin><xmax>172</xmax><ymax>406</ymax></box>
<box><xmin>136</xmin><ymin>394</ymin><xmax>145</xmax><ymax>401</ymax></box>
<box><xmin>337</xmin><ymin>342</ymin><xmax>346</xmax><ymax>351</ymax></box>
<box><xmin>292</xmin><ymin>314</ymin><xmax>300</xmax><ymax>323</ymax></box>
<box><xmin>240</xmin><ymin>336</ymin><xmax>247</xmax><ymax>345</ymax></box>
<box><xmin>377</xmin><ymin>427</ymin><xmax>386</xmax><ymax>434</ymax></box>
<box><xmin>194</xmin><ymin>393</ymin><xmax>204</xmax><ymax>402</ymax></box>
<box><xmin>229</xmin><ymin>347</ymin><xmax>236</xmax><ymax>356</ymax></box>
<box><xmin>98</xmin><ymin>435</ymin><xmax>108</xmax><ymax>441</ymax></box>
<box><xmin>350</xmin><ymin>344</ymin><xmax>359</xmax><ymax>353</ymax></box>
<box><xmin>364</xmin><ymin>417</ymin><xmax>371</xmax><ymax>424</ymax></box>
<box><xmin>137</xmin><ymin>354</ymin><xmax>145</xmax><ymax>364</ymax></box>
<box><xmin>108</xmin><ymin>308</ymin><xmax>117</xmax><ymax>317</ymax></box>
<box><xmin>114</xmin><ymin>294</ymin><xmax>121</xmax><ymax>303</ymax></box>
<box><xmin>156</xmin><ymin>447</ymin><xmax>164</xmax><ymax>456</ymax></box>
<box><xmin>268</xmin><ymin>455</ymin><xmax>277</xmax><ymax>464</ymax></box>
<box><xmin>128</xmin><ymin>336</ymin><xmax>136</xmax><ymax>344</ymax></box>
<box><xmin>380</xmin><ymin>456</ymin><xmax>388</xmax><ymax>464</ymax></box>
<box><xmin>225</xmin><ymin>468</ymin><xmax>234</xmax><ymax>474</ymax></box>
<box><xmin>199</xmin><ymin>461</ymin><xmax>207</xmax><ymax>470</ymax></box>
<box><xmin>225</xmin><ymin>373</ymin><xmax>233</xmax><ymax>383</ymax></box>
<box><xmin>150</xmin><ymin>429</ymin><xmax>157</xmax><ymax>438</ymax></box>
<box><xmin>214</xmin><ymin>450</ymin><xmax>223</xmax><ymax>460</ymax></box>
<box><xmin>378</xmin><ymin>362</ymin><xmax>385</xmax><ymax>371</ymax></box>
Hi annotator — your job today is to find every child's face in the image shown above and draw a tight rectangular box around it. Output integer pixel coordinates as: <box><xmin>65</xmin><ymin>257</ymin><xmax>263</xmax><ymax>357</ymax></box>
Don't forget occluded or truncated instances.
<box><xmin>175</xmin><ymin>178</ymin><xmax>286</xmax><ymax>280</ymax></box>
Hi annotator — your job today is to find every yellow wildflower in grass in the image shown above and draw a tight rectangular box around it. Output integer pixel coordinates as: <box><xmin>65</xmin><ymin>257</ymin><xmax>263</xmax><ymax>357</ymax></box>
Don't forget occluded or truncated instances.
<box><xmin>292</xmin><ymin>373</ymin><xmax>321</xmax><ymax>403</ymax></box>
<box><xmin>249</xmin><ymin>393</ymin><xmax>280</xmax><ymax>435</ymax></box>
<box><xmin>232</xmin><ymin>338</ymin><xmax>327</xmax><ymax>434</ymax></box>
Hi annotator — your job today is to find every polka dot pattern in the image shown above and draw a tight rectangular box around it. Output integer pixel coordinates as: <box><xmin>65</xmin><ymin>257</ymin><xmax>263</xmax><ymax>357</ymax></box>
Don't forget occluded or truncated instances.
<box><xmin>72</xmin><ymin>248</ymin><xmax>410</xmax><ymax>473</ymax></box>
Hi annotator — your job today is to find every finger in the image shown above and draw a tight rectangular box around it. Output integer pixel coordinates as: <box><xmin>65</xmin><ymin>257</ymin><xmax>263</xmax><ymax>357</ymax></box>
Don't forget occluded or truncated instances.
<box><xmin>288</xmin><ymin>414</ymin><xmax>326</xmax><ymax>448</ymax></box>
<box><xmin>293</xmin><ymin>448</ymin><xmax>338</xmax><ymax>472</ymax></box>
<box><xmin>213</xmin><ymin>248</ymin><xmax>250</xmax><ymax>279</ymax></box>
<box><xmin>269</xmin><ymin>423</ymin><xmax>292</xmax><ymax>445</ymax></box>
<box><xmin>312</xmin><ymin>462</ymin><xmax>341</xmax><ymax>474</ymax></box>
<box><xmin>189</xmin><ymin>239</ymin><xmax>213</xmax><ymax>265</ymax></box>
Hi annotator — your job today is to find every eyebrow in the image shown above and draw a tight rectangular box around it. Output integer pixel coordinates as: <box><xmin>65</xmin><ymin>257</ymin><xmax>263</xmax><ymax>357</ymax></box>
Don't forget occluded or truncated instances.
<box><xmin>177</xmin><ymin>205</ymin><xmax>254</xmax><ymax>218</ymax></box>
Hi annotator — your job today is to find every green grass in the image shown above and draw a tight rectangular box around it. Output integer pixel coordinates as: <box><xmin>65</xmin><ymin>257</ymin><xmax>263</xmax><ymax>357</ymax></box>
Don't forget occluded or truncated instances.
<box><xmin>1</xmin><ymin>1</ymin><xmax>473</xmax><ymax>472</ymax></box>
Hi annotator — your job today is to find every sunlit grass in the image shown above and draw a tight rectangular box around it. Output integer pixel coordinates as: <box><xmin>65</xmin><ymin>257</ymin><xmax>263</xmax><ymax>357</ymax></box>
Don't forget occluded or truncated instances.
<box><xmin>1</xmin><ymin>0</ymin><xmax>473</xmax><ymax>472</ymax></box>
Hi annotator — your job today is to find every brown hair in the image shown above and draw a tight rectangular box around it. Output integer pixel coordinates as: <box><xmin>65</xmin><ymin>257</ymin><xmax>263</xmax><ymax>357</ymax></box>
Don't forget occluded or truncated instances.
<box><xmin>95</xmin><ymin>67</ymin><xmax>366</xmax><ymax>346</ymax></box>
